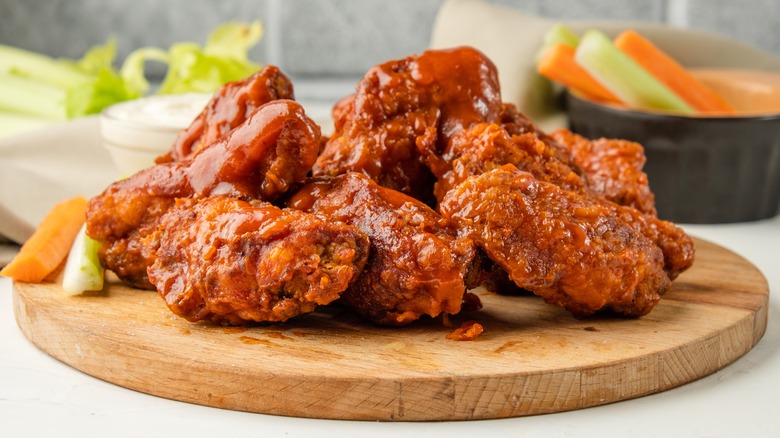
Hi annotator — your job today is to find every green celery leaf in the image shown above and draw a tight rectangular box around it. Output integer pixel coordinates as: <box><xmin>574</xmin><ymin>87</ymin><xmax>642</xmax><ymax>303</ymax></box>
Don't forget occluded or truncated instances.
<box><xmin>156</xmin><ymin>21</ymin><xmax>263</xmax><ymax>95</ymax></box>
<box><xmin>205</xmin><ymin>21</ymin><xmax>263</xmax><ymax>60</ymax></box>
<box><xmin>120</xmin><ymin>47</ymin><xmax>170</xmax><ymax>96</ymax></box>
<box><xmin>65</xmin><ymin>67</ymin><xmax>141</xmax><ymax>118</ymax></box>
<box><xmin>74</xmin><ymin>38</ymin><xmax>117</xmax><ymax>74</ymax></box>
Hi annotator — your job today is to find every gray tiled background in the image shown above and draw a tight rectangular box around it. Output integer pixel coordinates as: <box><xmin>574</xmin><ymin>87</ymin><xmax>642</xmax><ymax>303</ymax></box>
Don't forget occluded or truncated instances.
<box><xmin>2</xmin><ymin>0</ymin><xmax>779</xmax><ymax>100</ymax></box>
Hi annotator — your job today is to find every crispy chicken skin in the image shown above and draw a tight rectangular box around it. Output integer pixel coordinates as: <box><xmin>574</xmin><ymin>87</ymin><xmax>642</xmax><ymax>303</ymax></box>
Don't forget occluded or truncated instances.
<box><xmin>145</xmin><ymin>196</ymin><xmax>369</xmax><ymax>324</ymax></box>
<box><xmin>550</xmin><ymin>129</ymin><xmax>657</xmax><ymax>215</ymax></box>
<box><xmin>434</xmin><ymin>119</ymin><xmax>656</xmax><ymax>215</ymax></box>
<box><xmin>439</xmin><ymin>164</ymin><xmax>671</xmax><ymax>317</ymax></box>
<box><xmin>429</xmin><ymin>122</ymin><xmax>693</xmax><ymax>281</ymax></box>
<box><xmin>312</xmin><ymin>46</ymin><xmax>503</xmax><ymax>204</ymax></box>
<box><xmin>498</xmin><ymin>103</ymin><xmax>576</xmax><ymax>164</ymax></box>
<box><xmin>159</xmin><ymin>66</ymin><xmax>295</xmax><ymax>162</ymax></box>
<box><xmin>87</xmin><ymin>99</ymin><xmax>321</xmax><ymax>289</ymax></box>
<box><xmin>638</xmin><ymin>215</ymin><xmax>695</xmax><ymax>280</ymax></box>
<box><xmin>287</xmin><ymin>172</ymin><xmax>476</xmax><ymax>326</ymax></box>
<box><xmin>433</xmin><ymin>122</ymin><xmax>585</xmax><ymax>203</ymax></box>
<box><xmin>85</xmin><ymin>165</ymin><xmax>192</xmax><ymax>289</ymax></box>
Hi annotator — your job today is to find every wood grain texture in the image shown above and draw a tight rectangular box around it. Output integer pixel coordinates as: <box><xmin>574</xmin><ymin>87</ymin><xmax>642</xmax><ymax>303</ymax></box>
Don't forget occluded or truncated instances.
<box><xmin>12</xmin><ymin>237</ymin><xmax>769</xmax><ymax>421</ymax></box>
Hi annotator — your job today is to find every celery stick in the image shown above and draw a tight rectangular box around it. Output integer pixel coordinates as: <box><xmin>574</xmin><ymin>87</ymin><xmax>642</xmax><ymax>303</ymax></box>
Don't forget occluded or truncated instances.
<box><xmin>0</xmin><ymin>73</ymin><xmax>67</xmax><ymax>120</ymax></box>
<box><xmin>575</xmin><ymin>30</ymin><xmax>694</xmax><ymax>113</ymax></box>
<box><xmin>61</xmin><ymin>224</ymin><xmax>104</xmax><ymax>296</ymax></box>
<box><xmin>0</xmin><ymin>44</ymin><xmax>91</xmax><ymax>89</ymax></box>
<box><xmin>543</xmin><ymin>23</ymin><xmax>580</xmax><ymax>49</ymax></box>
<box><xmin>0</xmin><ymin>22</ymin><xmax>265</xmax><ymax>122</ymax></box>
<box><xmin>535</xmin><ymin>23</ymin><xmax>581</xmax><ymax>64</ymax></box>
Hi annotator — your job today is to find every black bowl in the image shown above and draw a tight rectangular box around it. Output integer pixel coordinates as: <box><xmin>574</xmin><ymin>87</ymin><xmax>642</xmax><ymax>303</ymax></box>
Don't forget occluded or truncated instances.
<box><xmin>566</xmin><ymin>93</ymin><xmax>780</xmax><ymax>223</ymax></box>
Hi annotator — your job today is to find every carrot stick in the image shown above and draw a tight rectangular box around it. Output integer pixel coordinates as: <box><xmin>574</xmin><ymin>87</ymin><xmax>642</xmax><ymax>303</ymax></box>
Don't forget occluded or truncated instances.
<box><xmin>1</xmin><ymin>196</ymin><xmax>88</xmax><ymax>283</ymax></box>
<box><xmin>614</xmin><ymin>30</ymin><xmax>734</xmax><ymax>114</ymax></box>
<box><xmin>538</xmin><ymin>43</ymin><xmax>622</xmax><ymax>104</ymax></box>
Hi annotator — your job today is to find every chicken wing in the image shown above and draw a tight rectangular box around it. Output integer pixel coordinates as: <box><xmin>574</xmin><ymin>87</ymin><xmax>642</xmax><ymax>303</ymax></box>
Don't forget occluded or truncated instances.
<box><xmin>145</xmin><ymin>196</ymin><xmax>369</xmax><ymax>324</ymax></box>
<box><xmin>87</xmin><ymin>99</ymin><xmax>321</xmax><ymax>289</ymax></box>
<box><xmin>550</xmin><ymin>129</ymin><xmax>657</xmax><ymax>215</ymax></box>
<box><xmin>184</xmin><ymin>99</ymin><xmax>321</xmax><ymax>200</ymax></box>
<box><xmin>312</xmin><ymin>46</ymin><xmax>503</xmax><ymax>204</ymax></box>
<box><xmin>498</xmin><ymin>102</ymin><xmax>575</xmax><ymax>164</ymax></box>
<box><xmin>434</xmin><ymin>122</ymin><xmax>585</xmax><ymax>203</ymax></box>
<box><xmin>439</xmin><ymin>164</ymin><xmax>672</xmax><ymax>317</ymax></box>
<box><xmin>287</xmin><ymin>172</ymin><xmax>476</xmax><ymax>326</ymax></box>
<box><xmin>159</xmin><ymin>66</ymin><xmax>295</xmax><ymax>162</ymax></box>
<box><xmin>430</xmin><ymin>122</ymin><xmax>693</xmax><ymax>281</ymax></box>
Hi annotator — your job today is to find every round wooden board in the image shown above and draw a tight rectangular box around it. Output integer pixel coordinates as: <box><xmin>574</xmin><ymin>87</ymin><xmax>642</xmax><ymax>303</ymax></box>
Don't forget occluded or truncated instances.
<box><xmin>12</xmin><ymin>237</ymin><xmax>769</xmax><ymax>421</ymax></box>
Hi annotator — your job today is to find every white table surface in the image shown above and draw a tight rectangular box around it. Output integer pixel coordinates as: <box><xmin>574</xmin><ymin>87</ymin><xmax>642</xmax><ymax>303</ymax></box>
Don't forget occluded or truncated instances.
<box><xmin>2</xmin><ymin>214</ymin><xmax>777</xmax><ymax>438</ymax></box>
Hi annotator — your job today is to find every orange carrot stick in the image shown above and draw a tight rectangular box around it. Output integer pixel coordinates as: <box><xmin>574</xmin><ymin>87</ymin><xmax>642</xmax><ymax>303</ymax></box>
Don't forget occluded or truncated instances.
<box><xmin>614</xmin><ymin>30</ymin><xmax>734</xmax><ymax>114</ymax></box>
<box><xmin>538</xmin><ymin>43</ymin><xmax>622</xmax><ymax>104</ymax></box>
<box><xmin>1</xmin><ymin>196</ymin><xmax>88</xmax><ymax>283</ymax></box>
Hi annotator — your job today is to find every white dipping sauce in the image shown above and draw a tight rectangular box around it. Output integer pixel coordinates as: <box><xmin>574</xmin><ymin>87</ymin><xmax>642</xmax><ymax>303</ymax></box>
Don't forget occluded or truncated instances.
<box><xmin>103</xmin><ymin>93</ymin><xmax>212</xmax><ymax>130</ymax></box>
<box><xmin>99</xmin><ymin>93</ymin><xmax>212</xmax><ymax>175</ymax></box>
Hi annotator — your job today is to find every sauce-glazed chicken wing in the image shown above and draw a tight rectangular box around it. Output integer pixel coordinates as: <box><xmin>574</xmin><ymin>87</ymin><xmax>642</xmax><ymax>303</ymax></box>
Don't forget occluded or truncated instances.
<box><xmin>159</xmin><ymin>66</ymin><xmax>295</xmax><ymax>162</ymax></box>
<box><xmin>312</xmin><ymin>46</ymin><xmax>503</xmax><ymax>204</ymax></box>
<box><xmin>145</xmin><ymin>196</ymin><xmax>369</xmax><ymax>325</ymax></box>
<box><xmin>551</xmin><ymin>129</ymin><xmax>657</xmax><ymax>215</ymax></box>
<box><xmin>85</xmin><ymin>165</ymin><xmax>192</xmax><ymax>289</ymax></box>
<box><xmin>83</xmin><ymin>49</ymin><xmax>695</xmax><ymax>329</ymax></box>
<box><xmin>429</xmin><ymin>122</ymin><xmax>693</xmax><ymax>282</ymax></box>
<box><xmin>434</xmin><ymin>122</ymin><xmax>585</xmax><ymax>203</ymax></box>
<box><xmin>288</xmin><ymin>172</ymin><xmax>476</xmax><ymax>326</ymax></box>
<box><xmin>87</xmin><ymin>99</ymin><xmax>320</xmax><ymax>289</ymax></box>
<box><xmin>440</xmin><ymin>164</ymin><xmax>672</xmax><ymax>317</ymax></box>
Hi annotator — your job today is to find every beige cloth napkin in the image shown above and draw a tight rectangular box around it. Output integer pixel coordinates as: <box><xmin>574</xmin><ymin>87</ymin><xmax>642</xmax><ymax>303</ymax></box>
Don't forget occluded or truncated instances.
<box><xmin>430</xmin><ymin>0</ymin><xmax>780</xmax><ymax>130</ymax></box>
<box><xmin>0</xmin><ymin>116</ymin><xmax>117</xmax><ymax>252</ymax></box>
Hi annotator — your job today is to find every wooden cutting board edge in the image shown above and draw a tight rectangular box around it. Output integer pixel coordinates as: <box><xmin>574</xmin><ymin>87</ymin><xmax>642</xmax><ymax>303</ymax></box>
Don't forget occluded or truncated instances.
<box><xmin>11</xmin><ymin>237</ymin><xmax>770</xmax><ymax>421</ymax></box>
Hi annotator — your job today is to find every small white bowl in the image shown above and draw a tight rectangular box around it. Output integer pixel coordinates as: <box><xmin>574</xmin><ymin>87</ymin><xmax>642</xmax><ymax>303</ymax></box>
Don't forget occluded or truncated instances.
<box><xmin>100</xmin><ymin>93</ymin><xmax>212</xmax><ymax>175</ymax></box>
